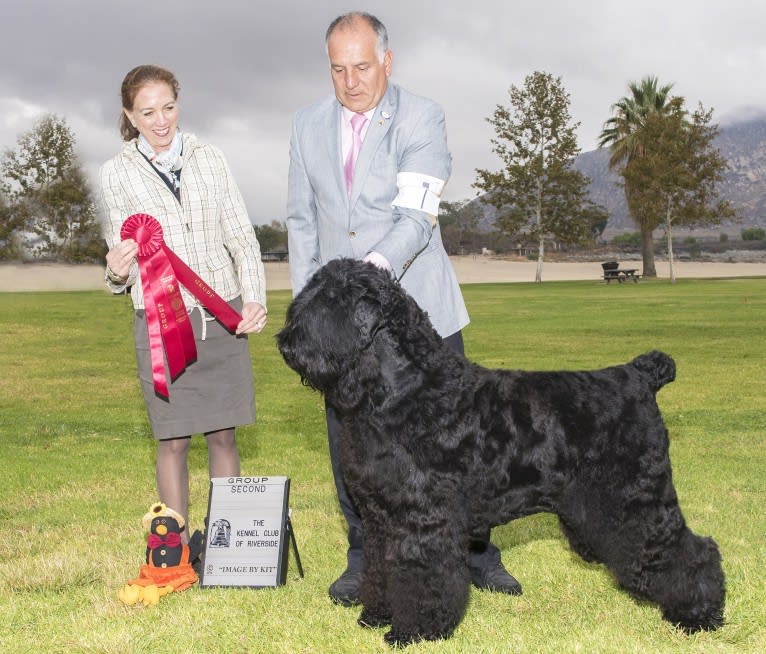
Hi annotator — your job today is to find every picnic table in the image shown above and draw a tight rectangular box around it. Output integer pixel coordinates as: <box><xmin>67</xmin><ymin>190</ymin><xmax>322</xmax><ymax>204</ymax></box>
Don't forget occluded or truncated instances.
<box><xmin>601</xmin><ymin>262</ymin><xmax>640</xmax><ymax>284</ymax></box>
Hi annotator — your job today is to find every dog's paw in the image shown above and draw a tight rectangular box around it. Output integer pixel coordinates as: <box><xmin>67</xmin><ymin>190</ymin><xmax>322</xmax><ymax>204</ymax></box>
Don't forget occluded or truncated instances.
<box><xmin>383</xmin><ymin>628</ymin><xmax>420</xmax><ymax>648</ymax></box>
<box><xmin>383</xmin><ymin>626</ymin><xmax>454</xmax><ymax>648</ymax></box>
<box><xmin>358</xmin><ymin>608</ymin><xmax>392</xmax><ymax>629</ymax></box>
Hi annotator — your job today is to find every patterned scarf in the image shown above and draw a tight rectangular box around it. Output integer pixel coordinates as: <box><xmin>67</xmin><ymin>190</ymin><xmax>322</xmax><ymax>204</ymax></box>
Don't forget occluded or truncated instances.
<box><xmin>137</xmin><ymin>131</ymin><xmax>183</xmax><ymax>191</ymax></box>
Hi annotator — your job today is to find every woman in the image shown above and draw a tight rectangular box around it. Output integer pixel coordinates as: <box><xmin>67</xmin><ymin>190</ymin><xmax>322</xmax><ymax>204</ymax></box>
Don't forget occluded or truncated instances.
<box><xmin>100</xmin><ymin>64</ymin><xmax>267</xmax><ymax>539</ymax></box>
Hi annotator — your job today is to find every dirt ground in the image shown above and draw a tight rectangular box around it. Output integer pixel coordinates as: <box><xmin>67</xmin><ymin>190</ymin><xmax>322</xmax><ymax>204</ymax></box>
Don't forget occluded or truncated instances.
<box><xmin>1</xmin><ymin>257</ymin><xmax>765</xmax><ymax>293</ymax></box>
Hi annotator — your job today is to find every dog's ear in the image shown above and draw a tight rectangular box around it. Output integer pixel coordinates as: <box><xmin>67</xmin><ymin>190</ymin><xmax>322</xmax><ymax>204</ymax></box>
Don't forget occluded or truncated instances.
<box><xmin>352</xmin><ymin>295</ymin><xmax>384</xmax><ymax>343</ymax></box>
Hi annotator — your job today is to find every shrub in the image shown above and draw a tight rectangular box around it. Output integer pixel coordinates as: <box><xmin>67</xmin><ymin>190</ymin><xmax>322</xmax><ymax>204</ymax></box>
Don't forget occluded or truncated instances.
<box><xmin>741</xmin><ymin>227</ymin><xmax>765</xmax><ymax>241</ymax></box>
<box><xmin>612</xmin><ymin>232</ymin><xmax>641</xmax><ymax>246</ymax></box>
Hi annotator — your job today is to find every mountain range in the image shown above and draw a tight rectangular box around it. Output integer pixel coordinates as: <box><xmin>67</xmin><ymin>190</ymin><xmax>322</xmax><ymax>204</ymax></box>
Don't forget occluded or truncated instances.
<box><xmin>574</xmin><ymin>116</ymin><xmax>766</xmax><ymax>233</ymax></box>
<box><xmin>477</xmin><ymin>116</ymin><xmax>766</xmax><ymax>235</ymax></box>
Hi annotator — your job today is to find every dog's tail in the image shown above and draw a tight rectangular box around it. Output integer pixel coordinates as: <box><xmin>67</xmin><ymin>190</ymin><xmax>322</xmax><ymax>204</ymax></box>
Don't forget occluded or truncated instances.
<box><xmin>630</xmin><ymin>350</ymin><xmax>676</xmax><ymax>391</ymax></box>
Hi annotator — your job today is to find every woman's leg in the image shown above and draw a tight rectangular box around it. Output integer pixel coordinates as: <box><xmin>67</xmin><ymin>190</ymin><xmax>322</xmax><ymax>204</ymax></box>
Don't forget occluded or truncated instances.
<box><xmin>205</xmin><ymin>428</ymin><xmax>241</xmax><ymax>478</ymax></box>
<box><xmin>156</xmin><ymin>436</ymin><xmax>192</xmax><ymax>539</ymax></box>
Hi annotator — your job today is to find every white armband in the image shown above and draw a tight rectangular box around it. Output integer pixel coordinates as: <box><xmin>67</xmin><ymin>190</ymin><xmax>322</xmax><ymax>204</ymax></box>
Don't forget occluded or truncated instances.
<box><xmin>391</xmin><ymin>172</ymin><xmax>446</xmax><ymax>217</ymax></box>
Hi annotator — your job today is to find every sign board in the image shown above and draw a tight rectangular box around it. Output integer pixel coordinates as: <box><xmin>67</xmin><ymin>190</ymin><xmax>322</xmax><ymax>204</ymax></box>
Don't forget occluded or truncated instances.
<box><xmin>200</xmin><ymin>476</ymin><xmax>291</xmax><ymax>588</ymax></box>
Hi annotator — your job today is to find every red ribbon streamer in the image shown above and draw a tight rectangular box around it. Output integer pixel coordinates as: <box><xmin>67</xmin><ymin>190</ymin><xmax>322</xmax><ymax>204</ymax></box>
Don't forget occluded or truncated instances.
<box><xmin>121</xmin><ymin>213</ymin><xmax>242</xmax><ymax>398</ymax></box>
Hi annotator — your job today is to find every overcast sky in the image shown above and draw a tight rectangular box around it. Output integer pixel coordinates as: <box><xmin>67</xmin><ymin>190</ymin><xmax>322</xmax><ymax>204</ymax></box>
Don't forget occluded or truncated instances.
<box><xmin>1</xmin><ymin>0</ymin><xmax>764</xmax><ymax>225</ymax></box>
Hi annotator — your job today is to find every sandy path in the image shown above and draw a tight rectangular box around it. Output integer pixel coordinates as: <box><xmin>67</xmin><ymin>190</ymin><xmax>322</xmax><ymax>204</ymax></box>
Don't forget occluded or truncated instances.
<box><xmin>0</xmin><ymin>258</ymin><xmax>764</xmax><ymax>293</ymax></box>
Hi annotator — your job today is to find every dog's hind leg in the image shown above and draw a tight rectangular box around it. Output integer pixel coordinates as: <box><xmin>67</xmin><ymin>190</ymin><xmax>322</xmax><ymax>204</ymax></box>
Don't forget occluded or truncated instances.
<box><xmin>558</xmin><ymin>513</ymin><xmax>601</xmax><ymax>563</ymax></box>
<box><xmin>617</xmin><ymin>511</ymin><xmax>725</xmax><ymax>633</ymax></box>
<box><xmin>558</xmin><ymin>481</ymin><xmax>725</xmax><ymax>632</ymax></box>
<box><xmin>556</xmin><ymin>478</ymin><xmax>613</xmax><ymax>565</ymax></box>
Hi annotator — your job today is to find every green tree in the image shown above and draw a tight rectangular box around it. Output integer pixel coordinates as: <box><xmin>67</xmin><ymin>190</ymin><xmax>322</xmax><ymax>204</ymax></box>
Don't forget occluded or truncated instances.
<box><xmin>1</xmin><ymin>113</ymin><xmax>104</xmax><ymax>262</ymax></box>
<box><xmin>439</xmin><ymin>199</ymin><xmax>482</xmax><ymax>255</ymax></box>
<box><xmin>598</xmin><ymin>75</ymin><xmax>675</xmax><ymax>278</ymax></box>
<box><xmin>474</xmin><ymin>71</ymin><xmax>605</xmax><ymax>282</ymax></box>
<box><xmin>620</xmin><ymin>98</ymin><xmax>736</xmax><ymax>282</ymax></box>
<box><xmin>742</xmin><ymin>227</ymin><xmax>765</xmax><ymax>241</ymax></box>
<box><xmin>590</xmin><ymin>212</ymin><xmax>609</xmax><ymax>242</ymax></box>
<box><xmin>255</xmin><ymin>220</ymin><xmax>288</xmax><ymax>254</ymax></box>
<box><xmin>0</xmin><ymin>189</ymin><xmax>25</xmax><ymax>259</ymax></box>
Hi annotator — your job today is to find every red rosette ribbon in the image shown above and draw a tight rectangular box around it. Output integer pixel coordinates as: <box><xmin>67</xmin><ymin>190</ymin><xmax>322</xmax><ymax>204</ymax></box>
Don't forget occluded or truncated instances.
<box><xmin>121</xmin><ymin>213</ymin><xmax>242</xmax><ymax>398</ymax></box>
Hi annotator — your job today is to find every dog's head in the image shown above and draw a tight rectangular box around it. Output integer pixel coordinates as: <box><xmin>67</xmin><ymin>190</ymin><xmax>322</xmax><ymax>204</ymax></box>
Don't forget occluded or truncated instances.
<box><xmin>277</xmin><ymin>258</ymin><xmax>442</xmax><ymax>410</ymax></box>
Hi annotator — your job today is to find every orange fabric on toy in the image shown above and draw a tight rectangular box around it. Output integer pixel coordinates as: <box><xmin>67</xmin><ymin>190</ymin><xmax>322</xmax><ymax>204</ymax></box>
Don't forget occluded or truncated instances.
<box><xmin>127</xmin><ymin>542</ymin><xmax>198</xmax><ymax>591</ymax></box>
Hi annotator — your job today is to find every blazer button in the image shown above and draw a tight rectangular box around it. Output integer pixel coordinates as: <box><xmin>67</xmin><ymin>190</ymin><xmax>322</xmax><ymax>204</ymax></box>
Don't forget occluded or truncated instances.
<box><xmin>349</xmin><ymin>231</ymin><xmax>357</xmax><ymax>238</ymax></box>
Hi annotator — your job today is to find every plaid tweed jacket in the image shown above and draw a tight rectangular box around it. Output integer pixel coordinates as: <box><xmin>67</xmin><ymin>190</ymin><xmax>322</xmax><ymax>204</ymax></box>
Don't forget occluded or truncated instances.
<box><xmin>99</xmin><ymin>132</ymin><xmax>266</xmax><ymax>310</ymax></box>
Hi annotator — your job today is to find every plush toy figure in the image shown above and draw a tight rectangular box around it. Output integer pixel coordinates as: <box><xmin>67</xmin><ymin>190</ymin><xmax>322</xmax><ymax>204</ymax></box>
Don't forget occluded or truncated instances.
<box><xmin>118</xmin><ymin>502</ymin><xmax>199</xmax><ymax>606</ymax></box>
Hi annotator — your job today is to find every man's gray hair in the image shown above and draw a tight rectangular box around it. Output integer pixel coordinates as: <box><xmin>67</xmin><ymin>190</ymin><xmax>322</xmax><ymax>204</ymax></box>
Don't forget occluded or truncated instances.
<box><xmin>325</xmin><ymin>12</ymin><xmax>389</xmax><ymax>62</ymax></box>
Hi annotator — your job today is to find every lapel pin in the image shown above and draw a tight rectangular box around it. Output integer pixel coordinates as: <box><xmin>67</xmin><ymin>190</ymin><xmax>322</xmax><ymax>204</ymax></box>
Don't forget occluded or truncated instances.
<box><xmin>381</xmin><ymin>111</ymin><xmax>391</xmax><ymax>119</ymax></box>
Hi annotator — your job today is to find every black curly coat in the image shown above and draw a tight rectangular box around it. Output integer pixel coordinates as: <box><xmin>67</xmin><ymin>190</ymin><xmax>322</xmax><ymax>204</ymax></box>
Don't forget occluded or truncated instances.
<box><xmin>277</xmin><ymin>258</ymin><xmax>725</xmax><ymax>646</ymax></box>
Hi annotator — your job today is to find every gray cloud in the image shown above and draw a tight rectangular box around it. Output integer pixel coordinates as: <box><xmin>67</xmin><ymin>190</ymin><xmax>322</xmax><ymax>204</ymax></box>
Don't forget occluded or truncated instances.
<box><xmin>1</xmin><ymin>0</ymin><xmax>764</xmax><ymax>224</ymax></box>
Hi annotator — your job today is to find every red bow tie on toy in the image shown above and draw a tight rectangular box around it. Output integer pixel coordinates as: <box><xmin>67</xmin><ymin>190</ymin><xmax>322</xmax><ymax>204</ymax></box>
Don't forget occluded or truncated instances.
<box><xmin>147</xmin><ymin>532</ymin><xmax>183</xmax><ymax>549</ymax></box>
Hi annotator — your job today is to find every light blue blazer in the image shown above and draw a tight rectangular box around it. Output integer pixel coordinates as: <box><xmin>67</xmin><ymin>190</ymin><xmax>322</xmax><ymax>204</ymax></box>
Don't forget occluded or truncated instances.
<box><xmin>286</xmin><ymin>83</ymin><xmax>469</xmax><ymax>338</ymax></box>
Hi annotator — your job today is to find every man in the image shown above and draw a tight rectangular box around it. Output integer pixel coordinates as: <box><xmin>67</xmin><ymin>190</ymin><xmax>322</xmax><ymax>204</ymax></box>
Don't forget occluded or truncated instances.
<box><xmin>286</xmin><ymin>11</ymin><xmax>521</xmax><ymax>606</ymax></box>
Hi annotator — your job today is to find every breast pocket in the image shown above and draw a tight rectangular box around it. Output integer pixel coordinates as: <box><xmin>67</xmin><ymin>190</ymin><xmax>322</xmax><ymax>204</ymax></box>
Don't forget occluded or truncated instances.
<box><xmin>369</xmin><ymin>146</ymin><xmax>398</xmax><ymax>184</ymax></box>
<box><xmin>363</xmin><ymin>146</ymin><xmax>399</xmax><ymax>208</ymax></box>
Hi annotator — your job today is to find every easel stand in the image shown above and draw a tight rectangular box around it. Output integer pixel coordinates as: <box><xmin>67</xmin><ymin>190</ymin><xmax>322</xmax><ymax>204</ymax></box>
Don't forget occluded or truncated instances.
<box><xmin>285</xmin><ymin>515</ymin><xmax>304</xmax><ymax>579</ymax></box>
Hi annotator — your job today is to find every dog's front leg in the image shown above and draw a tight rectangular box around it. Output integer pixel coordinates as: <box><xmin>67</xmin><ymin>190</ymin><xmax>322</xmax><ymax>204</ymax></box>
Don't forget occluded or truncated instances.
<box><xmin>358</xmin><ymin>511</ymin><xmax>393</xmax><ymax>629</ymax></box>
<box><xmin>382</xmin><ymin>514</ymin><xmax>472</xmax><ymax>646</ymax></box>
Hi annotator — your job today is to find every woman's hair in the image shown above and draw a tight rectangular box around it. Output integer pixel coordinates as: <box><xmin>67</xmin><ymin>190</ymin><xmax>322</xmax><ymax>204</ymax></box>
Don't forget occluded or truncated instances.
<box><xmin>118</xmin><ymin>64</ymin><xmax>180</xmax><ymax>141</ymax></box>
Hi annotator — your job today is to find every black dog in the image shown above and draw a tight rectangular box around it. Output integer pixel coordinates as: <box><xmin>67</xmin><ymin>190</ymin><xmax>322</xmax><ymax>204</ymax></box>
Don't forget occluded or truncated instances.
<box><xmin>278</xmin><ymin>258</ymin><xmax>725</xmax><ymax>646</ymax></box>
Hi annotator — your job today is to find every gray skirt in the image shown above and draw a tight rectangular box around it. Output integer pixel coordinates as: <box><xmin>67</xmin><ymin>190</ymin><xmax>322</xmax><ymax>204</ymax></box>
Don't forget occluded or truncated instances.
<box><xmin>133</xmin><ymin>297</ymin><xmax>255</xmax><ymax>440</ymax></box>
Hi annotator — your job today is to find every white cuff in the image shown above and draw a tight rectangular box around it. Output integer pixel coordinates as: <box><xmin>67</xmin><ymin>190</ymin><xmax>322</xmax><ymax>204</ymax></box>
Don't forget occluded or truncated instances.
<box><xmin>363</xmin><ymin>251</ymin><xmax>393</xmax><ymax>274</ymax></box>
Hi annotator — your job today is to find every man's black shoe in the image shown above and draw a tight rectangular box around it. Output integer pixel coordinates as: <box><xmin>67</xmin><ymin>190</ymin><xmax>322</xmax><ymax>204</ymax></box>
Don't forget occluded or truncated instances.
<box><xmin>329</xmin><ymin>568</ymin><xmax>362</xmax><ymax>607</ymax></box>
<box><xmin>471</xmin><ymin>562</ymin><xmax>523</xmax><ymax>595</ymax></box>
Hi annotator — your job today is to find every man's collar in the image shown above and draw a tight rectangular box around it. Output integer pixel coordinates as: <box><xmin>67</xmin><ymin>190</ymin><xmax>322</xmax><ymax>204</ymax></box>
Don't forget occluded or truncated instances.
<box><xmin>341</xmin><ymin>105</ymin><xmax>377</xmax><ymax>124</ymax></box>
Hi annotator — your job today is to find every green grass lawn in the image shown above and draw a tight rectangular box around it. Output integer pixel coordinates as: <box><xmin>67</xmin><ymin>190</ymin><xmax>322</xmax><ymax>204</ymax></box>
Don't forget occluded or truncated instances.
<box><xmin>0</xmin><ymin>277</ymin><xmax>764</xmax><ymax>653</ymax></box>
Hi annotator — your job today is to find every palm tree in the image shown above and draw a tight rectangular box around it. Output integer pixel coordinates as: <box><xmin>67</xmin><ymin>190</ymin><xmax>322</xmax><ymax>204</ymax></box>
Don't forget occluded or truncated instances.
<box><xmin>599</xmin><ymin>76</ymin><xmax>674</xmax><ymax>277</ymax></box>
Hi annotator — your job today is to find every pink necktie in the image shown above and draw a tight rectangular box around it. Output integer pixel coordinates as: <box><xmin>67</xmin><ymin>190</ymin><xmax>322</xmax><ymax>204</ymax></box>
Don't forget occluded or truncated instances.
<box><xmin>344</xmin><ymin>112</ymin><xmax>368</xmax><ymax>195</ymax></box>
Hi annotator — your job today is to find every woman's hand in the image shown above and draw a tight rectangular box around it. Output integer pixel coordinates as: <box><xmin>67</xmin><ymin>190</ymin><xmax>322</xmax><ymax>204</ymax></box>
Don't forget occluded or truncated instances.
<box><xmin>105</xmin><ymin>238</ymin><xmax>138</xmax><ymax>280</ymax></box>
<box><xmin>237</xmin><ymin>302</ymin><xmax>268</xmax><ymax>334</ymax></box>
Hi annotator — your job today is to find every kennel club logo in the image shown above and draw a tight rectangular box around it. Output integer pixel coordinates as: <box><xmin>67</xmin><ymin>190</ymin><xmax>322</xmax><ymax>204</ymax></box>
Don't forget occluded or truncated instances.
<box><xmin>209</xmin><ymin>518</ymin><xmax>231</xmax><ymax>548</ymax></box>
